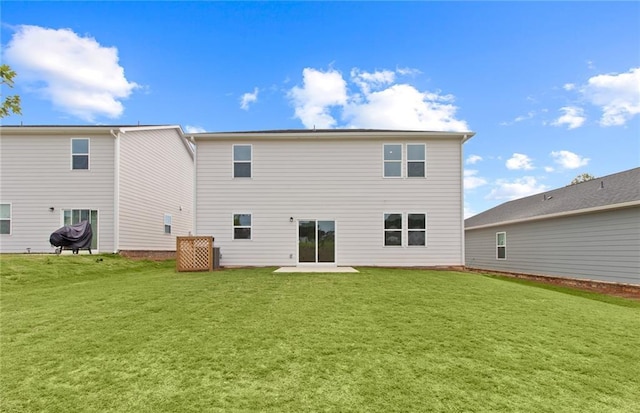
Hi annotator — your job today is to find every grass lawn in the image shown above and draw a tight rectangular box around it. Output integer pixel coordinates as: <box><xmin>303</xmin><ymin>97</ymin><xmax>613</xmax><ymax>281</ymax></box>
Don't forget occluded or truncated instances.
<box><xmin>1</xmin><ymin>255</ymin><xmax>639</xmax><ymax>413</ymax></box>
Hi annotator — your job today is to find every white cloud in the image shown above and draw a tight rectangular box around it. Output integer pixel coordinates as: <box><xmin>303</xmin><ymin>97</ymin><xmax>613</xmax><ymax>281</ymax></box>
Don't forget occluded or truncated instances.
<box><xmin>464</xmin><ymin>169</ymin><xmax>487</xmax><ymax>190</ymax></box>
<box><xmin>240</xmin><ymin>87</ymin><xmax>259</xmax><ymax>110</ymax></box>
<box><xmin>582</xmin><ymin>67</ymin><xmax>640</xmax><ymax>126</ymax></box>
<box><xmin>464</xmin><ymin>203</ymin><xmax>477</xmax><ymax>219</ymax></box>
<box><xmin>185</xmin><ymin>125</ymin><xmax>206</xmax><ymax>133</ymax></box>
<box><xmin>486</xmin><ymin>176</ymin><xmax>548</xmax><ymax>201</ymax></box>
<box><xmin>466</xmin><ymin>154</ymin><xmax>483</xmax><ymax>165</ymax></box>
<box><xmin>506</xmin><ymin>153</ymin><xmax>534</xmax><ymax>170</ymax></box>
<box><xmin>3</xmin><ymin>25</ymin><xmax>138</xmax><ymax>121</ymax></box>
<box><xmin>563</xmin><ymin>83</ymin><xmax>576</xmax><ymax>91</ymax></box>
<box><xmin>551</xmin><ymin>106</ymin><xmax>586</xmax><ymax>129</ymax></box>
<box><xmin>544</xmin><ymin>166</ymin><xmax>555</xmax><ymax>172</ymax></box>
<box><xmin>287</xmin><ymin>68</ymin><xmax>348</xmax><ymax>129</ymax></box>
<box><xmin>550</xmin><ymin>150</ymin><xmax>590</xmax><ymax>169</ymax></box>
<box><xmin>287</xmin><ymin>66</ymin><xmax>469</xmax><ymax>131</ymax></box>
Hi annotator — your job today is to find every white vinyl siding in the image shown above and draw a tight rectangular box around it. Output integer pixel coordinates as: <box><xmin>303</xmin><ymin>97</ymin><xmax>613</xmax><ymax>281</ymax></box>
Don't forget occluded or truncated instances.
<box><xmin>196</xmin><ymin>136</ymin><xmax>464</xmax><ymax>267</ymax></box>
<box><xmin>0</xmin><ymin>203</ymin><xmax>11</xmax><ymax>235</ymax></box>
<box><xmin>0</xmin><ymin>133</ymin><xmax>115</xmax><ymax>253</ymax></box>
<box><xmin>118</xmin><ymin>128</ymin><xmax>193</xmax><ymax>251</ymax></box>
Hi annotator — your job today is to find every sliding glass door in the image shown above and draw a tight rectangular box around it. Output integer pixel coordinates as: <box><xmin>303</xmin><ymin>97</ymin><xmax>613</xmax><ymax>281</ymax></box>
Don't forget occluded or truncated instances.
<box><xmin>298</xmin><ymin>220</ymin><xmax>335</xmax><ymax>264</ymax></box>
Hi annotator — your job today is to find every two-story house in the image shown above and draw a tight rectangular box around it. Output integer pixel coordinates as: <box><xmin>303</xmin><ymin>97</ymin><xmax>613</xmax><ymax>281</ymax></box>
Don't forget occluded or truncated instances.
<box><xmin>191</xmin><ymin>129</ymin><xmax>474</xmax><ymax>267</ymax></box>
<box><xmin>0</xmin><ymin>125</ymin><xmax>194</xmax><ymax>254</ymax></box>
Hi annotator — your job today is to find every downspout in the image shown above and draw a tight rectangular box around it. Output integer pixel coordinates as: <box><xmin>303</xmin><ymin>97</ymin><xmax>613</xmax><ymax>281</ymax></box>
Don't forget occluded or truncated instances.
<box><xmin>110</xmin><ymin>129</ymin><xmax>121</xmax><ymax>253</ymax></box>
<box><xmin>190</xmin><ymin>136</ymin><xmax>197</xmax><ymax>235</ymax></box>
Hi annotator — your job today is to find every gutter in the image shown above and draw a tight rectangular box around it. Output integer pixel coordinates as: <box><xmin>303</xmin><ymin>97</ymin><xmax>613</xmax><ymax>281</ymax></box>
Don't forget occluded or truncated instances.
<box><xmin>110</xmin><ymin>128</ymin><xmax>123</xmax><ymax>253</ymax></box>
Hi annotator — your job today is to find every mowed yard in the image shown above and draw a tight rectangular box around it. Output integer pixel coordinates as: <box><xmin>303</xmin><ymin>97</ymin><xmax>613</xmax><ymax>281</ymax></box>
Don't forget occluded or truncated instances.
<box><xmin>1</xmin><ymin>255</ymin><xmax>639</xmax><ymax>413</ymax></box>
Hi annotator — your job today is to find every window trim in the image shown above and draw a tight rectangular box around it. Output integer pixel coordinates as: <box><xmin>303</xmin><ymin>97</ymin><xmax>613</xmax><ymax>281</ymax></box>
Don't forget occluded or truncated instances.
<box><xmin>164</xmin><ymin>214</ymin><xmax>172</xmax><ymax>234</ymax></box>
<box><xmin>383</xmin><ymin>212</ymin><xmax>403</xmax><ymax>247</ymax></box>
<box><xmin>406</xmin><ymin>143</ymin><xmax>426</xmax><ymax>178</ymax></box>
<box><xmin>496</xmin><ymin>232</ymin><xmax>506</xmax><ymax>260</ymax></box>
<box><xmin>0</xmin><ymin>203</ymin><xmax>12</xmax><ymax>235</ymax></box>
<box><xmin>407</xmin><ymin>212</ymin><xmax>427</xmax><ymax>247</ymax></box>
<box><xmin>232</xmin><ymin>144</ymin><xmax>253</xmax><ymax>178</ymax></box>
<box><xmin>233</xmin><ymin>212</ymin><xmax>252</xmax><ymax>240</ymax></box>
<box><xmin>383</xmin><ymin>143</ymin><xmax>403</xmax><ymax>178</ymax></box>
<box><xmin>71</xmin><ymin>138</ymin><xmax>90</xmax><ymax>170</ymax></box>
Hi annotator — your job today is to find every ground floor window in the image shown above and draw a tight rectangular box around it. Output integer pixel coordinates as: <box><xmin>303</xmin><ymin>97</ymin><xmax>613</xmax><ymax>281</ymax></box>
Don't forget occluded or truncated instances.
<box><xmin>384</xmin><ymin>212</ymin><xmax>427</xmax><ymax>247</ymax></box>
<box><xmin>496</xmin><ymin>232</ymin><xmax>506</xmax><ymax>259</ymax></box>
<box><xmin>63</xmin><ymin>209</ymin><xmax>98</xmax><ymax>250</ymax></box>
<box><xmin>0</xmin><ymin>203</ymin><xmax>11</xmax><ymax>235</ymax></box>
<box><xmin>233</xmin><ymin>213</ymin><xmax>252</xmax><ymax>240</ymax></box>
<box><xmin>164</xmin><ymin>214</ymin><xmax>172</xmax><ymax>234</ymax></box>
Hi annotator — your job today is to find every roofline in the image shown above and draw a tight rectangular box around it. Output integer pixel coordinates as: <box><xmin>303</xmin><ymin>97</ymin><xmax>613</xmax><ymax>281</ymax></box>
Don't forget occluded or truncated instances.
<box><xmin>1</xmin><ymin>125</ymin><xmax>184</xmax><ymax>135</ymax></box>
<box><xmin>465</xmin><ymin>199</ymin><xmax>640</xmax><ymax>231</ymax></box>
<box><xmin>190</xmin><ymin>130</ymin><xmax>475</xmax><ymax>142</ymax></box>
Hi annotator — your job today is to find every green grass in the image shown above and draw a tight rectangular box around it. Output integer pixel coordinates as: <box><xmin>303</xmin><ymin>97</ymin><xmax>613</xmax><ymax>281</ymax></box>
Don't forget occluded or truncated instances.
<box><xmin>1</xmin><ymin>255</ymin><xmax>639</xmax><ymax>413</ymax></box>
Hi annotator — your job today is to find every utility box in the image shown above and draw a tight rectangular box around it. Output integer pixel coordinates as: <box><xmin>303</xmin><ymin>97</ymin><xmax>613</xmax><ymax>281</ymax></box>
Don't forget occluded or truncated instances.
<box><xmin>213</xmin><ymin>247</ymin><xmax>221</xmax><ymax>270</ymax></box>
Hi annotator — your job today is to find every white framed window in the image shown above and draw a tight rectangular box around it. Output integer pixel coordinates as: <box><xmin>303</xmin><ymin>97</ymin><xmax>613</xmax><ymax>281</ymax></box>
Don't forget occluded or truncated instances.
<box><xmin>407</xmin><ymin>144</ymin><xmax>426</xmax><ymax>178</ymax></box>
<box><xmin>384</xmin><ymin>213</ymin><xmax>402</xmax><ymax>246</ymax></box>
<box><xmin>71</xmin><ymin>138</ymin><xmax>90</xmax><ymax>170</ymax></box>
<box><xmin>233</xmin><ymin>213</ymin><xmax>252</xmax><ymax>240</ymax></box>
<box><xmin>496</xmin><ymin>232</ymin><xmax>506</xmax><ymax>259</ymax></box>
<box><xmin>383</xmin><ymin>144</ymin><xmax>402</xmax><ymax>178</ymax></box>
<box><xmin>233</xmin><ymin>144</ymin><xmax>252</xmax><ymax>178</ymax></box>
<box><xmin>164</xmin><ymin>214</ymin><xmax>172</xmax><ymax>234</ymax></box>
<box><xmin>0</xmin><ymin>203</ymin><xmax>11</xmax><ymax>235</ymax></box>
<box><xmin>407</xmin><ymin>213</ymin><xmax>426</xmax><ymax>246</ymax></box>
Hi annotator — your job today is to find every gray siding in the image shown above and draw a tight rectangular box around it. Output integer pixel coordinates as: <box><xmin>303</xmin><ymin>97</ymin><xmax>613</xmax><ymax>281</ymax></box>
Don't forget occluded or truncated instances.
<box><xmin>118</xmin><ymin>128</ymin><xmax>193</xmax><ymax>251</ymax></box>
<box><xmin>0</xmin><ymin>133</ymin><xmax>115</xmax><ymax>253</ymax></box>
<box><xmin>196</xmin><ymin>137</ymin><xmax>464</xmax><ymax>267</ymax></box>
<box><xmin>465</xmin><ymin>206</ymin><xmax>640</xmax><ymax>284</ymax></box>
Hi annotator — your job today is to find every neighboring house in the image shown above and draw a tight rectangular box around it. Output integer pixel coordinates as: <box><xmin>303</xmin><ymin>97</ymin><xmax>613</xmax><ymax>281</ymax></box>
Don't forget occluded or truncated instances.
<box><xmin>191</xmin><ymin>129</ymin><xmax>474</xmax><ymax>267</ymax></box>
<box><xmin>465</xmin><ymin>167</ymin><xmax>640</xmax><ymax>285</ymax></box>
<box><xmin>0</xmin><ymin>125</ymin><xmax>194</xmax><ymax>254</ymax></box>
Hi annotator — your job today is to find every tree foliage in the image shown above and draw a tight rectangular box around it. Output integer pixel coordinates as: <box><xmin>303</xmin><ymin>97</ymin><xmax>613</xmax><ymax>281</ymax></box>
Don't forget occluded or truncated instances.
<box><xmin>0</xmin><ymin>64</ymin><xmax>22</xmax><ymax>118</ymax></box>
<box><xmin>570</xmin><ymin>173</ymin><xmax>596</xmax><ymax>185</ymax></box>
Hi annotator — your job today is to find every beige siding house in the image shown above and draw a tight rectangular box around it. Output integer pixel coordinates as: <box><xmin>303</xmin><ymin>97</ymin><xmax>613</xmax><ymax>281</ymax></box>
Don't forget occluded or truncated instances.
<box><xmin>0</xmin><ymin>125</ymin><xmax>194</xmax><ymax>254</ymax></box>
<box><xmin>192</xmin><ymin>130</ymin><xmax>474</xmax><ymax>267</ymax></box>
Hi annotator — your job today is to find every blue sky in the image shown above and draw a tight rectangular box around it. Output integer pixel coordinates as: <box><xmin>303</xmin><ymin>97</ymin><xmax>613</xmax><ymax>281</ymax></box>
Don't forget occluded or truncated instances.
<box><xmin>2</xmin><ymin>1</ymin><xmax>639</xmax><ymax>217</ymax></box>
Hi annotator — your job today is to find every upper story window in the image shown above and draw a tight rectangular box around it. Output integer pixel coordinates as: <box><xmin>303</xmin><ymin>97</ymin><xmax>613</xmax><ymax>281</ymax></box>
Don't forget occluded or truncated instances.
<box><xmin>164</xmin><ymin>214</ymin><xmax>172</xmax><ymax>234</ymax></box>
<box><xmin>0</xmin><ymin>203</ymin><xmax>11</xmax><ymax>235</ymax></box>
<box><xmin>71</xmin><ymin>138</ymin><xmax>89</xmax><ymax>170</ymax></box>
<box><xmin>233</xmin><ymin>213</ymin><xmax>252</xmax><ymax>240</ymax></box>
<box><xmin>496</xmin><ymin>232</ymin><xmax>506</xmax><ymax>259</ymax></box>
<box><xmin>233</xmin><ymin>144</ymin><xmax>252</xmax><ymax>178</ymax></box>
<box><xmin>383</xmin><ymin>144</ymin><xmax>402</xmax><ymax>178</ymax></box>
<box><xmin>407</xmin><ymin>144</ymin><xmax>426</xmax><ymax>177</ymax></box>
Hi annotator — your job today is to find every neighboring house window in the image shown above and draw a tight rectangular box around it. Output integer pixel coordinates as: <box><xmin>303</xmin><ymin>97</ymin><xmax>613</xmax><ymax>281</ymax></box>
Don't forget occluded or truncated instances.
<box><xmin>71</xmin><ymin>138</ymin><xmax>89</xmax><ymax>170</ymax></box>
<box><xmin>0</xmin><ymin>203</ymin><xmax>11</xmax><ymax>235</ymax></box>
<box><xmin>408</xmin><ymin>213</ymin><xmax>426</xmax><ymax>246</ymax></box>
<box><xmin>233</xmin><ymin>213</ymin><xmax>252</xmax><ymax>240</ymax></box>
<box><xmin>164</xmin><ymin>214</ymin><xmax>172</xmax><ymax>234</ymax></box>
<box><xmin>63</xmin><ymin>209</ymin><xmax>98</xmax><ymax>250</ymax></box>
<box><xmin>383</xmin><ymin>144</ymin><xmax>402</xmax><ymax>178</ymax></box>
<box><xmin>384</xmin><ymin>213</ymin><xmax>402</xmax><ymax>246</ymax></box>
<box><xmin>496</xmin><ymin>232</ymin><xmax>506</xmax><ymax>259</ymax></box>
<box><xmin>407</xmin><ymin>144</ymin><xmax>426</xmax><ymax>177</ymax></box>
<box><xmin>233</xmin><ymin>144</ymin><xmax>252</xmax><ymax>178</ymax></box>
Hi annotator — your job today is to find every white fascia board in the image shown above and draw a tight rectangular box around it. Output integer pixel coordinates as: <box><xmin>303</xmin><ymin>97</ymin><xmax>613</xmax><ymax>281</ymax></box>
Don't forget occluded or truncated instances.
<box><xmin>465</xmin><ymin>200</ymin><xmax>640</xmax><ymax>231</ymax></box>
<box><xmin>191</xmin><ymin>130</ymin><xmax>476</xmax><ymax>141</ymax></box>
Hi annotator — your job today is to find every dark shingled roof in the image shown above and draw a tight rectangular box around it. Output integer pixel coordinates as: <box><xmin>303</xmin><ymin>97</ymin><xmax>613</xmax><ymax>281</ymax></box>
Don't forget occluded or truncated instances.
<box><xmin>465</xmin><ymin>167</ymin><xmax>640</xmax><ymax>228</ymax></box>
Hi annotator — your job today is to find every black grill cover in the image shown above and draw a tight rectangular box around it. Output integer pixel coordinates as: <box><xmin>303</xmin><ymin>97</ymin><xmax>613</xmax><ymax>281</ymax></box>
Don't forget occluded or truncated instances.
<box><xmin>49</xmin><ymin>221</ymin><xmax>93</xmax><ymax>250</ymax></box>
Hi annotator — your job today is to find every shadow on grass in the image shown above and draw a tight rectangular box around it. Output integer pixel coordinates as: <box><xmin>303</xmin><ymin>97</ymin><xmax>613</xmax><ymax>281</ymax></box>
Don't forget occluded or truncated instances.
<box><xmin>477</xmin><ymin>272</ymin><xmax>640</xmax><ymax>309</ymax></box>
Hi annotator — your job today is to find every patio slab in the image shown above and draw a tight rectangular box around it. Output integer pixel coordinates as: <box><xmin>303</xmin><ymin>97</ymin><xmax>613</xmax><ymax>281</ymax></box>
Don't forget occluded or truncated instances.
<box><xmin>274</xmin><ymin>266</ymin><xmax>359</xmax><ymax>273</ymax></box>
